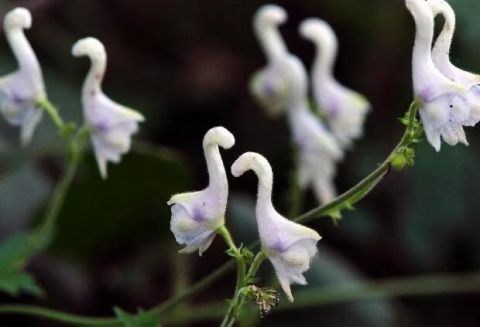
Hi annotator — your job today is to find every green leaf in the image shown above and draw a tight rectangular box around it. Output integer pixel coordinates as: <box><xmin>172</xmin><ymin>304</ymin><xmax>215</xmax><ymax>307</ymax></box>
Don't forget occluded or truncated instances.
<box><xmin>0</xmin><ymin>234</ymin><xmax>44</xmax><ymax>297</ymax></box>
<box><xmin>0</xmin><ymin>270</ymin><xmax>43</xmax><ymax>297</ymax></box>
<box><xmin>114</xmin><ymin>307</ymin><xmax>158</xmax><ymax>327</ymax></box>
<box><xmin>0</xmin><ymin>234</ymin><xmax>29</xmax><ymax>269</ymax></box>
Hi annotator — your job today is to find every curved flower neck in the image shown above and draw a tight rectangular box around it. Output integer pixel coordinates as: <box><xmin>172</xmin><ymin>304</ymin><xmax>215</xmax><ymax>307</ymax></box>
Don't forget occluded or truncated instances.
<box><xmin>406</xmin><ymin>0</ymin><xmax>459</xmax><ymax>100</ymax></box>
<box><xmin>231</xmin><ymin>152</ymin><xmax>274</xmax><ymax>214</ymax></box>
<box><xmin>72</xmin><ymin>37</ymin><xmax>107</xmax><ymax>98</ymax></box>
<box><xmin>430</xmin><ymin>1</ymin><xmax>480</xmax><ymax>86</ymax></box>
<box><xmin>203</xmin><ymin>127</ymin><xmax>235</xmax><ymax>205</ymax></box>
<box><xmin>300</xmin><ymin>18</ymin><xmax>338</xmax><ymax>83</ymax></box>
<box><xmin>4</xmin><ymin>8</ymin><xmax>44</xmax><ymax>96</ymax></box>
<box><xmin>254</xmin><ymin>5</ymin><xmax>288</xmax><ymax>62</ymax></box>
<box><xmin>431</xmin><ymin>0</ymin><xmax>456</xmax><ymax>69</ymax></box>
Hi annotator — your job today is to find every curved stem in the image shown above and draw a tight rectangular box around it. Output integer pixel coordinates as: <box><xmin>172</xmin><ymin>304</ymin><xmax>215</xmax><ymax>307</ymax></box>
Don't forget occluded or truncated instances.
<box><xmin>156</xmin><ymin>271</ymin><xmax>480</xmax><ymax>324</ymax></box>
<box><xmin>2</xmin><ymin>271</ymin><xmax>480</xmax><ymax>325</ymax></box>
<box><xmin>295</xmin><ymin>101</ymin><xmax>420</xmax><ymax>224</ymax></box>
<box><xmin>22</xmin><ymin>127</ymin><xmax>88</xmax><ymax>261</ymax></box>
<box><xmin>36</xmin><ymin>98</ymin><xmax>66</xmax><ymax>131</ymax></box>
<box><xmin>0</xmin><ymin>305</ymin><xmax>119</xmax><ymax>326</ymax></box>
<box><xmin>0</xmin><ymin>102</ymin><xmax>421</xmax><ymax>326</ymax></box>
<box><xmin>23</xmin><ymin>149</ymin><xmax>80</xmax><ymax>258</ymax></box>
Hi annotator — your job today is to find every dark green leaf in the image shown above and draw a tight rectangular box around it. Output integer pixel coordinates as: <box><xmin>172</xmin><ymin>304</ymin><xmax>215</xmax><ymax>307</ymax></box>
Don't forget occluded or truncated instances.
<box><xmin>114</xmin><ymin>307</ymin><xmax>158</xmax><ymax>327</ymax></box>
<box><xmin>0</xmin><ymin>270</ymin><xmax>43</xmax><ymax>297</ymax></box>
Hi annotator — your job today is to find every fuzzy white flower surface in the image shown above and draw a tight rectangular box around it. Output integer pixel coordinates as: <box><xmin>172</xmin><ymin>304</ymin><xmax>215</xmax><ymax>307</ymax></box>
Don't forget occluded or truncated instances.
<box><xmin>0</xmin><ymin>8</ymin><xmax>45</xmax><ymax>145</ymax></box>
<box><xmin>168</xmin><ymin>127</ymin><xmax>235</xmax><ymax>256</ymax></box>
<box><xmin>427</xmin><ymin>0</ymin><xmax>480</xmax><ymax>126</ymax></box>
<box><xmin>231</xmin><ymin>152</ymin><xmax>321</xmax><ymax>302</ymax></box>
<box><xmin>300</xmin><ymin>18</ymin><xmax>371</xmax><ymax>149</ymax></box>
<box><xmin>72</xmin><ymin>37</ymin><xmax>144</xmax><ymax>178</ymax></box>
<box><xmin>281</xmin><ymin>53</ymin><xmax>343</xmax><ymax>203</ymax></box>
<box><xmin>250</xmin><ymin>4</ymin><xmax>291</xmax><ymax>117</ymax></box>
<box><xmin>406</xmin><ymin>0</ymin><xmax>471</xmax><ymax>151</ymax></box>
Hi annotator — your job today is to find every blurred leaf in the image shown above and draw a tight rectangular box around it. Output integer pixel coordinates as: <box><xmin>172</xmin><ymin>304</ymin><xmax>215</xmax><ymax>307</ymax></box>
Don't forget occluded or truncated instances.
<box><xmin>0</xmin><ymin>234</ymin><xmax>28</xmax><ymax>269</ymax></box>
<box><xmin>0</xmin><ymin>270</ymin><xmax>43</xmax><ymax>297</ymax></box>
<box><xmin>114</xmin><ymin>307</ymin><xmax>158</xmax><ymax>327</ymax></box>
<box><xmin>0</xmin><ymin>234</ymin><xmax>43</xmax><ymax>297</ymax></box>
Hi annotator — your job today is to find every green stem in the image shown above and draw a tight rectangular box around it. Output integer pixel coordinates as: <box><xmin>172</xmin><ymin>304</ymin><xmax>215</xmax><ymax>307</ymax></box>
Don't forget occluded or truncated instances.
<box><xmin>2</xmin><ymin>271</ymin><xmax>480</xmax><ymax>325</ymax></box>
<box><xmin>0</xmin><ymin>102</ymin><xmax>422</xmax><ymax>326</ymax></box>
<box><xmin>0</xmin><ymin>305</ymin><xmax>119</xmax><ymax>326</ymax></box>
<box><xmin>37</xmin><ymin>98</ymin><xmax>66</xmax><ymax>131</ymax></box>
<box><xmin>221</xmin><ymin>251</ymin><xmax>267</xmax><ymax>327</ymax></box>
<box><xmin>217</xmin><ymin>225</ymin><xmax>247</xmax><ymax>327</ymax></box>
<box><xmin>159</xmin><ymin>271</ymin><xmax>480</xmax><ymax>324</ymax></box>
<box><xmin>295</xmin><ymin>101</ymin><xmax>420</xmax><ymax>225</ymax></box>
<box><xmin>152</xmin><ymin>101</ymin><xmax>421</xmax><ymax>322</ymax></box>
<box><xmin>24</xmin><ymin>132</ymin><xmax>87</xmax><ymax>259</ymax></box>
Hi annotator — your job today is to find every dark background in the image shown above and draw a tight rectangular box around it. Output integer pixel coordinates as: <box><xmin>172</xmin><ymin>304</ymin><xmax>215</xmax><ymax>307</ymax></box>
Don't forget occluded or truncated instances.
<box><xmin>1</xmin><ymin>0</ymin><xmax>480</xmax><ymax>326</ymax></box>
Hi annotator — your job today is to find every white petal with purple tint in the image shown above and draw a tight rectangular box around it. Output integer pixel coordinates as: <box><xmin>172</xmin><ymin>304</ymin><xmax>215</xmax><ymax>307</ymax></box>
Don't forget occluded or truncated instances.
<box><xmin>168</xmin><ymin>127</ymin><xmax>234</xmax><ymax>255</ymax></box>
<box><xmin>231</xmin><ymin>152</ymin><xmax>321</xmax><ymax>302</ymax></box>
<box><xmin>406</xmin><ymin>0</ymin><xmax>471</xmax><ymax>151</ymax></box>
<box><xmin>72</xmin><ymin>37</ymin><xmax>144</xmax><ymax>178</ymax></box>
<box><xmin>250</xmin><ymin>4</ymin><xmax>290</xmax><ymax>117</ymax></box>
<box><xmin>0</xmin><ymin>8</ymin><xmax>45</xmax><ymax>145</ymax></box>
<box><xmin>300</xmin><ymin>18</ymin><xmax>370</xmax><ymax>149</ymax></box>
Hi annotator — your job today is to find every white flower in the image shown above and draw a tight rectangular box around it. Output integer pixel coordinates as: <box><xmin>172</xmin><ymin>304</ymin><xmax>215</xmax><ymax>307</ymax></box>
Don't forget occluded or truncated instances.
<box><xmin>406</xmin><ymin>0</ymin><xmax>471</xmax><ymax>151</ymax></box>
<box><xmin>0</xmin><ymin>8</ymin><xmax>45</xmax><ymax>145</ymax></box>
<box><xmin>231</xmin><ymin>152</ymin><xmax>321</xmax><ymax>302</ymax></box>
<box><xmin>167</xmin><ymin>127</ymin><xmax>235</xmax><ymax>255</ymax></box>
<box><xmin>281</xmin><ymin>53</ymin><xmax>343</xmax><ymax>204</ymax></box>
<box><xmin>299</xmin><ymin>18</ymin><xmax>371</xmax><ymax>149</ymax></box>
<box><xmin>250</xmin><ymin>4</ymin><xmax>290</xmax><ymax>117</ymax></box>
<box><xmin>427</xmin><ymin>0</ymin><xmax>480</xmax><ymax>126</ymax></box>
<box><xmin>72</xmin><ymin>37</ymin><xmax>144</xmax><ymax>178</ymax></box>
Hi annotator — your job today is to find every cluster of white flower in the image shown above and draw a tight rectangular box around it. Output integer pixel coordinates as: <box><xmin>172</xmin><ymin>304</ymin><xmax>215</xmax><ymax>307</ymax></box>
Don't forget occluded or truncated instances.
<box><xmin>168</xmin><ymin>126</ymin><xmax>321</xmax><ymax>302</ymax></box>
<box><xmin>5</xmin><ymin>0</ymin><xmax>477</xmax><ymax>308</ymax></box>
<box><xmin>250</xmin><ymin>5</ymin><xmax>371</xmax><ymax>205</ymax></box>
<box><xmin>406</xmin><ymin>0</ymin><xmax>480</xmax><ymax>151</ymax></box>
<box><xmin>0</xmin><ymin>7</ymin><xmax>144</xmax><ymax>178</ymax></box>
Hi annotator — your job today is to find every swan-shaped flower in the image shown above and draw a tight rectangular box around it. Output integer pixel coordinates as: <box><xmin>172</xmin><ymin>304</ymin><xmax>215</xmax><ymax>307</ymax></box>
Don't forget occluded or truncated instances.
<box><xmin>299</xmin><ymin>18</ymin><xmax>371</xmax><ymax>149</ymax></box>
<box><xmin>249</xmin><ymin>4</ymin><xmax>291</xmax><ymax>117</ymax></box>
<box><xmin>282</xmin><ymin>53</ymin><xmax>343</xmax><ymax>203</ymax></box>
<box><xmin>72</xmin><ymin>37</ymin><xmax>144</xmax><ymax>178</ymax></box>
<box><xmin>0</xmin><ymin>7</ymin><xmax>45</xmax><ymax>145</ymax></box>
<box><xmin>167</xmin><ymin>127</ymin><xmax>235</xmax><ymax>255</ymax></box>
<box><xmin>427</xmin><ymin>0</ymin><xmax>480</xmax><ymax>126</ymax></box>
<box><xmin>406</xmin><ymin>0</ymin><xmax>470</xmax><ymax>151</ymax></box>
<box><xmin>231</xmin><ymin>152</ymin><xmax>321</xmax><ymax>302</ymax></box>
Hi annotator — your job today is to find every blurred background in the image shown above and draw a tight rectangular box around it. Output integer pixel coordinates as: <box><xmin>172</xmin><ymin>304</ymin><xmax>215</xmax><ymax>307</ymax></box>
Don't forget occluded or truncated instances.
<box><xmin>1</xmin><ymin>0</ymin><xmax>480</xmax><ymax>326</ymax></box>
